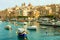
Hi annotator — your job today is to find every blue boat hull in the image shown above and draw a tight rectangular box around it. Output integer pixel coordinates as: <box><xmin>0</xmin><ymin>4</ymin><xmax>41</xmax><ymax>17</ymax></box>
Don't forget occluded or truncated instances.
<box><xmin>18</xmin><ymin>33</ymin><xmax>27</xmax><ymax>38</ymax></box>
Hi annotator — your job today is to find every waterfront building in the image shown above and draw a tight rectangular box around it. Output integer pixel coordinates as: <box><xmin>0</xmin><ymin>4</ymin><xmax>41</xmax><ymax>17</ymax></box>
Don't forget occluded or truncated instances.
<box><xmin>22</xmin><ymin>8</ymin><xmax>28</xmax><ymax>16</ymax></box>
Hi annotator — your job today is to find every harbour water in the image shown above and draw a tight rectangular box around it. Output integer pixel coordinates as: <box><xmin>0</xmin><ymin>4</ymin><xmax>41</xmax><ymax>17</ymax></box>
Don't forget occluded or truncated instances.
<box><xmin>0</xmin><ymin>21</ymin><xmax>60</xmax><ymax>40</ymax></box>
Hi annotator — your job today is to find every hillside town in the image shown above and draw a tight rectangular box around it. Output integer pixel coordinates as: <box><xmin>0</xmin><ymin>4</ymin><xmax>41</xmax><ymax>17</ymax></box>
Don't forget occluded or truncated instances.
<box><xmin>0</xmin><ymin>3</ymin><xmax>60</xmax><ymax>21</ymax></box>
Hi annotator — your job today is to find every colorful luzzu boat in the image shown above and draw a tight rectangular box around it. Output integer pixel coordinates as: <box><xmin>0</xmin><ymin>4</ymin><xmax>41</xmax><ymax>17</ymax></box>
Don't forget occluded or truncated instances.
<box><xmin>17</xmin><ymin>28</ymin><xmax>27</xmax><ymax>39</ymax></box>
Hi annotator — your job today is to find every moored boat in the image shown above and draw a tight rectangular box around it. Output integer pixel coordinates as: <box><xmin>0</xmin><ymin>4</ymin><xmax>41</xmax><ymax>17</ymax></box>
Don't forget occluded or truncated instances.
<box><xmin>5</xmin><ymin>25</ymin><xmax>12</xmax><ymax>30</ymax></box>
<box><xmin>27</xmin><ymin>25</ymin><xmax>37</xmax><ymax>30</ymax></box>
<box><xmin>17</xmin><ymin>28</ymin><xmax>27</xmax><ymax>39</ymax></box>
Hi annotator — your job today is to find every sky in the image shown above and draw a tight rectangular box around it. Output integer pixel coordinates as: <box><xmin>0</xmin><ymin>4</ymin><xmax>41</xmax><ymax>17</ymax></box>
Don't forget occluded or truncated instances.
<box><xmin>0</xmin><ymin>0</ymin><xmax>60</xmax><ymax>10</ymax></box>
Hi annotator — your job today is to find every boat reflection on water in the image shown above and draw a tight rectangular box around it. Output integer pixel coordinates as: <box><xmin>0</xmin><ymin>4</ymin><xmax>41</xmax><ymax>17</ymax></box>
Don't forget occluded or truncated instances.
<box><xmin>18</xmin><ymin>36</ymin><xmax>28</xmax><ymax>40</ymax></box>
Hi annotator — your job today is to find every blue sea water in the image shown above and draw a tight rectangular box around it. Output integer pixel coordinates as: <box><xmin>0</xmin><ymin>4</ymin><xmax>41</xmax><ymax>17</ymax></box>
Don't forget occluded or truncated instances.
<box><xmin>0</xmin><ymin>21</ymin><xmax>60</xmax><ymax>40</ymax></box>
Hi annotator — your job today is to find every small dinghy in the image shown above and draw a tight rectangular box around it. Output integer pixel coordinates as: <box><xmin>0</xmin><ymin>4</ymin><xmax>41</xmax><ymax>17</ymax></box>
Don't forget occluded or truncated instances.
<box><xmin>27</xmin><ymin>25</ymin><xmax>37</xmax><ymax>30</ymax></box>
<box><xmin>23</xmin><ymin>22</ymin><xmax>27</xmax><ymax>25</ymax></box>
<box><xmin>5</xmin><ymin>25</ymin><xmax>12</xmax><ymax>30</ymax></box>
